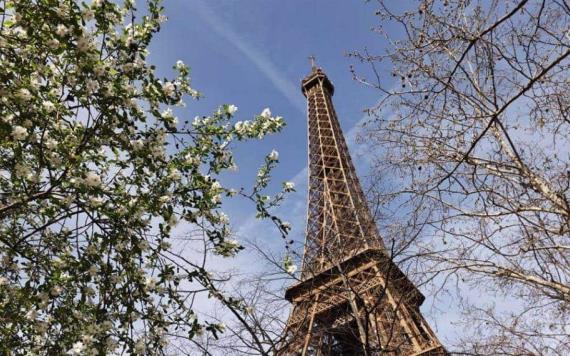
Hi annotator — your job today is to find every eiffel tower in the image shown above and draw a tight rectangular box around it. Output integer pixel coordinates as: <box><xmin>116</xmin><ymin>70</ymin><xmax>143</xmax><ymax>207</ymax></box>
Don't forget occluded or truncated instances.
<box><xmin>278</xmin><ymin>61</ymin><xmax>448</xmax><ymax>355</ymax></box>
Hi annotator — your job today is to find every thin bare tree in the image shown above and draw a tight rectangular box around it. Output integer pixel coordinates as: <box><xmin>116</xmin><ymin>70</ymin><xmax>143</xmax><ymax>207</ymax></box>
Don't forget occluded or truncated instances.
<box><xmin>350</xmin><ymin>0</ymin><xmax>570</xmax><ymax>354</ymax></box>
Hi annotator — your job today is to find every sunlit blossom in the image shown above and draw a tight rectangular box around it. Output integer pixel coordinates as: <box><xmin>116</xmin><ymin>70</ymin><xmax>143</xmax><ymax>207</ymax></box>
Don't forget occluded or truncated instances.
<box><xmin>89</xmin><ymin>196</ymin><xmax>105</xmax><ymax>207</ymax></box>
<box><xmin>162</xmin><ymin>81</ymin><xmax>175</xmax><ymax>96</ymax></box>
<box><xmin>286</xmin><ymin>264</ymin><xmax>298</xmax><ymax>274</ymax></box>
<box><xmin>227</xmin><ymin>104</ymin><xmax>238</xmax><ymax>115</ymax></box>
<box><xmin>11</xmin><ymin>126</ymin><xmax>28</xmax><ymax>141</ymax></box>
<box><xmin>84</xmin><ymin>171</ymin><xmax>102</xmax><ymax>187</ymax></box>
<box><xmin>67</xmin><ymin>341</ymin><xmax>85</xmax><ymax>355</ymax></box>
<box><xmin>260</xmin><ymin>107</ymin><xmax>272</xmax><ymax>118</ymax></box>
<box><xmin>55</xmin><ymin>24</ymin><xmax>68</xmax><ymax>37</ymax></box>
<box><xmin>268</xmin><ymin>149</ymin><xmax>279</xmax><ymax>161</ymax></box>
<box><xmin>17</xmin><ymin>88</ymin><xmax>32</xmax><ymax>101</ymax></box>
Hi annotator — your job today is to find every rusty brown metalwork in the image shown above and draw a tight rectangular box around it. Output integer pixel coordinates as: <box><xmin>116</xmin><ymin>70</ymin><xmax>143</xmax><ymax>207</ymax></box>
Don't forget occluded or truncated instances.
<box><xmin>278</xmin><ymin>66</ymin><xmax>448</xmax><ymax>355</ymax></box>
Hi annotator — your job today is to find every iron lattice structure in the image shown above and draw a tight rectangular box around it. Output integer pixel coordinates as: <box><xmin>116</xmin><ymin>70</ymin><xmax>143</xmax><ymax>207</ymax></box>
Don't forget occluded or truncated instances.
<box><xmin>278</xmin><ymin>67</ymin><xmax>448</xmax><ymax>355</ymax></box>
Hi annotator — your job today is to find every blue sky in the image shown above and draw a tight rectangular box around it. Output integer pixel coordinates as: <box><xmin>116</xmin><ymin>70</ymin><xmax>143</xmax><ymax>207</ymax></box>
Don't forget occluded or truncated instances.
<box><xmin>151</xmin><ymin>1</ymin><xmax>385</xmax><ymax>205</ymax></box>
<box><xmin>149</xmin><ymin>0</ymin><xmax>462</xmax><ymax>346</ymax></box>
<box><xmin>152</xmin><ymin>0</ymin><xmax>394</xmax><ymax>263</ymax></box>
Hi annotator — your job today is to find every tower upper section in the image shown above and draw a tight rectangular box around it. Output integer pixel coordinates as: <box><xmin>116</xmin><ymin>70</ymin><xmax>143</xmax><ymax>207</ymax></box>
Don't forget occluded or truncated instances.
<box><xmin>299</xmin><ymin>65</ymin><xmax>383</xmax><ymax>278</ymax></box>
<box><xmin>302</xmin><ymin>67</ymin><xmax>335</xmax><ymax>97</ymax></box>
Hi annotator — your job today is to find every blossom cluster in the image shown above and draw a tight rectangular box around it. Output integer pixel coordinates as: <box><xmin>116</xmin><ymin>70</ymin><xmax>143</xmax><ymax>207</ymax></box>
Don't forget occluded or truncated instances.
<box><xmin>0</xmin><ymin>0</ymin><xmax>288</xmax><ymax>354</ymax></box>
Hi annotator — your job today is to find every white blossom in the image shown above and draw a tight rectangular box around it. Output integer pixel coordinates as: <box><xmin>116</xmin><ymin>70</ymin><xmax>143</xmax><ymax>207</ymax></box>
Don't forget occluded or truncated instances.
<box><xmin>260</xmin><ymin>107</ymin><xmax>272</xmax><ymax>118</ymax></box>
<box><xmin>234</xmin><ymin>121</ymin><xmax>246</xmax><ymax>134</ymax></box>
<box><xmin>45</xmin><ymin>138</ymin><xmax>58</xmax><ymax>150</ymax></box>
<box><xmin>14</xmin><ymin>163</ymin><xmax>30</xmax><ymax>178</ymax></box>
<box><xmin>134</xmin><ymin>339</ymin><xmax>146</xmax><ymax>355</ymax></box>
<box><xmin>192</xmin><ymin>116</ymin><xmax>202</xmax><ymax>126</ymax></box>
<box><xmin>227</xmin><ymin>104</ymin><xmax>238</xmax><ymax>115</ymax></box>
<box><xmin>67</xmin><ymin>341</ymin><xmax>85</xmax><ymax>355</ymax></box>
<box><xmin>77</xmin><ymin>35</ymin><xmax>92</xmax><ymax>52</ymax></box>
<box><xmin>268</xmin><ymin>149</ymin><xmax>279</xmax><ymax>161</ymax></box>
<box><xmin>56</xmin><ymin>4</ymin><xmax>68</xmax><ymax>17</ymax></box>
<box><xmin>11</xmin><ymin>126</ymin><xmax>28</xmax><ymax>141</ymax></box>
<box><xmin>55</xmin><ymin>24</ymin><xmax>68</xmax><ymax>37</ymax></box>
<box><xmin>284</xmin><ymin>181</ymin><xmax>295</xmax><ymax>190</ymax></box>
<box><xmin>121</xmin><ymin>63</ymin><xmax>135</xmax><ymax>76</ymax></box>
<box><xmin>211</xmin><ymin>194</ymin><xmax>221</xmax><ymax>204</ymax></box>
<box><xmin>62</xmin><ymin>195</ymin><xmax>74</xmax><ymax>207</ymax></box>
<box><xmin>81</xmin><ymin>334</ymin><xmax>94</xmax><ymax>344</ymax></box>
<box><xmin>17</xmin><ymin>88</ymin><xmax>32</xmax><ymax>101</ymax></box>
<box><xmin>286</xmin><ymin>264</ymin><xmax>298</xmax><ymax>274</ymax></box>
<box><xmin>168</xmin><ymin>168</ymin><xmax>182</xmax><ymax>181</ymax></box>
<box><xmin>30</xmin><ymin>78</ymin><xmax>40</xmax><ymax>90</ymax></box>
<box><xmin>13</xmin><ymin>27</ymin><xmax>27</xmax><ymax>39</ymax></box>
<box><xmin>167</xmin><ymin>214</ymin><xmax>178</xmax><ymax>227</ymax></box>
<box><xmin>47</xmin><ymin>38</ymin><xmax>60</xmax><ymax>49</ymax></box>
<box><xmin>50</xmin><ymin>285</ymin><xmax>63</xmax><ymax>297</ymax></box>
<box><xmin>84</xmin><ymin>172</ymin><xmax>102</xmax><ymax>187</ymax></box>
<box><xmin>42</xmin><ymin>100</ymin><xmax>56</xmax><ymax>112</ymax></box>
<box><xmin>138</xmin><ymin>240</ymin><xmax>149</xmax><ymax>251</ymax></box>
<box><xmin>162</xmin><ymin>81</ymin><xmax>175</xmax><ymax>96</ymax></box>
<box><xmin>105</xmin><ymin>337</ymin><xmax>118</xmax><ymax>351</ymax></box>
<box><xmin>158</xmin><ymin>195</ymin><xmax>171</xmax><ymax>205</ymax></box>
<box><xmin>26</xmin><ymin>172</ymin><xmax>40</xmax><ymax>183</ymax></box>
<box><xmin>162</xmin><ymin>108</ymin><xmax>178</xmax><ymax>128</ymax></box>
<box><xmin>184</xmin><ymin>154</ymin><xmax>198</xmax><ymax>165</ymax></box>
<box><xmin>86</xmin><ymin>79</ymin><xmax>99</xmax><ymax>93</ymax></box>
<box><xmin>226</xmin><ymin>238</ymin><xmax>239</xmax><ymax>248</ymax></box>
<box><xmin>218</xmin><ymin>212</ymin><xmax>230</xmax><ymax>225</ymax></box>
<box><xmin>25</xmin><ymin>308</ymin><xmax>38</xmax><ymax>321</ymax></box>
<box><xmin>87</xmin><ymin>265</ymin><xmax>98</xmax><ymax>277</ymax></box>
<box><xmin>93</xmin><ymin>65</ymin><xmax>106</xmax><ymax>77</ymax></box>
<box><xmin>162</xmin><ymin>108</ymin><xmax>173</xmax><ymax>118</ymax></box>
<box><xmin>131</xmin><ymin>139</ymin><xmax>144</xmax><ymax>151</ymax></box>
<box><xmin>2</xmin><ymin>114</ymin><xmax>13</xmax><ymax>124</ymax></box>
<box><xmin>151</xmin><ymin>145</ymin><xmax>165</xmax><ymax>159</ymax></box>
<box><xmin>89</xmin><ymin>197</ymin><xmax>105</xmax><ymax>207</ymax></box>
<box><xmin>144</xmin><ymin>277</ymin><xmax>157</xmax><ymax>289</ymax></box>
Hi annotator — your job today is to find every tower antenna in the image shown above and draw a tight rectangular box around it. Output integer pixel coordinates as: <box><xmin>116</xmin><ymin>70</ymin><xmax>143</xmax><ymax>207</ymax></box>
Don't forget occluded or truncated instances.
<box><xmin>308</xmin><ymin>55</ymin><xmax>317</xmax><ymax>71</ymax></box>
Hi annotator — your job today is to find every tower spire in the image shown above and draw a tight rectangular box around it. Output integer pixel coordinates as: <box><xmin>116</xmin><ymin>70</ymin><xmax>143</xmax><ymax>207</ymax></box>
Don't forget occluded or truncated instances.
<box><xmin>278</xmin><ymin>66</ymin><xmax>448</xmax><ymax>355</ymax></box>
<box><xmin>308</xmin><ymin>55</ymin><xmax>317</xmax><ymax>72</ymax></box>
